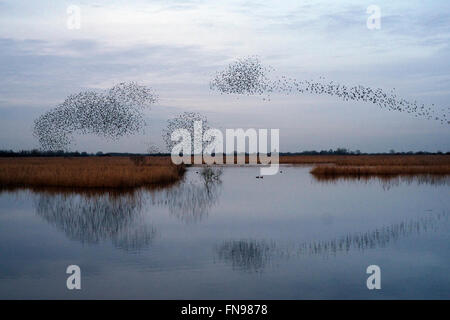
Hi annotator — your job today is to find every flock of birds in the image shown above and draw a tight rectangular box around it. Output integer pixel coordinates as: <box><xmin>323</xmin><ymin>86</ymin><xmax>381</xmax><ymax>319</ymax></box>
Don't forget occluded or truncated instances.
<box><xmin>162</xmin><ymin>111</ymin><xmax>210</xmax><ymax>153</ymax></box>
<box><xmin>210</xmin><ymin>56</ymin><xmax>449</xmax><ymax>125</ymax></box>
<box><xmin>33</xmin><ymin>57</ymin><xmax>448</xmax><ymax>151</ymax></box>
<box><xmin>33</xmin><ymin>82</ymin><xmax>157</xmax><ymax>150</ymax></box>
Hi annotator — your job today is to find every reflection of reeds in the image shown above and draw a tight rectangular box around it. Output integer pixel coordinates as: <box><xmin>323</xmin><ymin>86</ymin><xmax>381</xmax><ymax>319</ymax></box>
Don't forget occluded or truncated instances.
<box><xmin>312</xmin><ymin>173</ymin><xmax>450</xmax><ymax>188</ymax></box>
<box><xmin>0</xmin><ymin>157</ymin><xmax>185</xmax><ymax>189</ymax></box>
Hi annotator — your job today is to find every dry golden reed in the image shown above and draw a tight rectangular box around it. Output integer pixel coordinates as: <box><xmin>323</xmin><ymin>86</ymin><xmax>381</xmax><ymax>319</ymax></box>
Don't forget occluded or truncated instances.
<box><xmin>1</xmin><ymin>155</ymin><xmax>448</xmax><ymax>189</ymax></box>
<box><xmin>0</xmin><ymin>156</ymin><xmax>185</xmax><ymax>189</ymax></box>
<box><xmin>306</xmin><ymin>155</ymin><xmax>450</xmax><ymax>177</ymax></box>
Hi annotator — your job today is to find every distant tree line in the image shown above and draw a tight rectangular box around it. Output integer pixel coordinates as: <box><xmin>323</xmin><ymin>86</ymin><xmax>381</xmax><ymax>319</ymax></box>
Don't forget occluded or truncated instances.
<box><xmin>0</xmin><ymin>149</ymin><xmax>174</xmax><ymax>157</ymax></box>
<box><xmin>0</xmin><ymin>148</ymin><xmax>448</xmax><ymax>157</ymax></box>
<box><xmin>0</xmin><ymin>149</ymin><xmax>91</xmax><ymax>157</ymax></box>
<box><xmin>282</xmin><ymin>148</ymin><xmax>449</xmax><ymax>155</ymax></box>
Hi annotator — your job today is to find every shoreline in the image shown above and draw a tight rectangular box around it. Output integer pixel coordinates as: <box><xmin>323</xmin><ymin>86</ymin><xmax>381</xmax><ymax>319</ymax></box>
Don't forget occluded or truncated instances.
<box><xmin>0</xmin><ymin>155</ymin><xmax>449</xmax><ymax>189</ymax></box>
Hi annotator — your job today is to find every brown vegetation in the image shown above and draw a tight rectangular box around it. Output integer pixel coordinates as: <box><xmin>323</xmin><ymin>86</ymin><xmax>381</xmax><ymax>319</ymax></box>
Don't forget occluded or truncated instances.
<box><xmin>0</xmin><ymin>156</ymin><xmax>185</xmax><ymax>189</ymax></box>
<box><xmin>1</xmin><ymin>155</ymin><xmax>448</xmax><ymax>189</ymax></box>
<box><xmin>306</xmin><ymin>155</ymin><xmax>450</xmax><ymax>177</ymax></box>
<box><xmin>310</xmin><ymin>165</ymin><xmax>450</xmax><ymax>177</ymax></box>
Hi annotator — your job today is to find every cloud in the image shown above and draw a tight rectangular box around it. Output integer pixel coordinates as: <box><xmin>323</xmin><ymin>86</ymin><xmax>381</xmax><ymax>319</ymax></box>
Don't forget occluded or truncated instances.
<box><xmin>0</xmin><ymin>37</ymin><xmax>227</xmax><ymax>108</ymax></box>
<box><xmin>0</xmin><ymin>0</ymin><xmax>448</xmax><ymax>152</ymax></box>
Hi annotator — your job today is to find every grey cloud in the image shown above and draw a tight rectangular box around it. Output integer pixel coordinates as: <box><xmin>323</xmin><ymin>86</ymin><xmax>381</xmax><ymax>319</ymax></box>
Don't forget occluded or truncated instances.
<box><xmin>0</xmin><ymin>37</ymin><xmax>228</xmax><ymax>107</ymax></box>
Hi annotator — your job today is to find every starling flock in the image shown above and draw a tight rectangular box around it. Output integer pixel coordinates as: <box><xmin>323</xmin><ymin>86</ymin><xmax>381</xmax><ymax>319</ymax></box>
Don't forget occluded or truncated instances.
<box><xmin>162</xmin><ymin>112</ymin><xmax>211</xmax><ymax>153</ymax></box>
<box><xmin>210</xmin><ymin>56</ymin><xmax>449</xmax><ymax>124</ymax></box>
<box><xmin>33</xmin><ymin>82</ymin><xmax>157</xmax><ymax>150</ymax></box>
<box><xmin>210</xmin><ymin>56</ymin><xmax>274</xmax><ymax>97</ymax></box>
<box><xmin>33</xmin><ymin>57</ymin><xmax>448</xmax><ymax>151</ymax></box>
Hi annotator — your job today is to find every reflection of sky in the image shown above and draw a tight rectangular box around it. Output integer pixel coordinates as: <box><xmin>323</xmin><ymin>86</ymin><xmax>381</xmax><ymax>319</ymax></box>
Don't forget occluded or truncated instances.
<box><xmin>0</xmin><ymin>167</ymin><xmax>449</xmax><ymax>298</ymax></box>
<box><xmin>0</xmin><ymin>0</ymin><xmax>449</xmax><ymax>152</ymax></box>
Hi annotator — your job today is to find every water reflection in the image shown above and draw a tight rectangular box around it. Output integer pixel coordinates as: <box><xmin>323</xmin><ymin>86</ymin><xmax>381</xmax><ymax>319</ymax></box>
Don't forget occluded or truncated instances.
<box><xmin>215</xmin><ymin>240</ymin><xmax>275</xmax><ymax>273</ymax></box>
<box><xmin>1</xmin><ymin>165</ymin><xmax>449</xmax><ymax>299</ymax></box>
<box><xmin>216</xmin><ymin>211</ymin><xmax>448</xmax><ymax>272</ymax></box>
<box><xmin>34</xmin><ymin>190</ymin><xmax>156</xmax><ymax>252</ymax></box>
<box><xmin>151</xmin><ymin>167</ymin><xmax>222</xmax><ymax>223</ymax></box>
<box><xmin>312</xmin><ymin>174</ymin><xmax>450</xmax><ymax>190</ymax></box>
<box><xmin>297</xmin><ymin>211</ymin><xmax>448</xmax><ymax>256</ymax></box>
<box><xmin>28</xmin><ymin>168</ymin><xmax>223</xmax><ymax>250</ymax></box>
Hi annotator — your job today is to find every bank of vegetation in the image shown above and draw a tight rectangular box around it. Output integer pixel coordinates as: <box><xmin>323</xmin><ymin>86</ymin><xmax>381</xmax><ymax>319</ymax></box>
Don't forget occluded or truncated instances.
<box><xmin>0</xmin><ymin>156</ymin><xmax>185</xmax><ymax>189</ymax></box>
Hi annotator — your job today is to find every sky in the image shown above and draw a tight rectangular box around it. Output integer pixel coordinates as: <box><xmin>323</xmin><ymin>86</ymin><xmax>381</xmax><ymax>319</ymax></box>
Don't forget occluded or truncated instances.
<box><xmin>0</xmin><ymin>0</ymin><xmax>449</xmax><ymax>153</ymax></box>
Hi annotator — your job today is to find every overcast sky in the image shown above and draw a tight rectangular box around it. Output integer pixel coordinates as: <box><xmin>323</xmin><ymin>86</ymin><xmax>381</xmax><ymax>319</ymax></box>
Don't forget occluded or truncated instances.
<box><xmin>0</xmin><ymin>0</ymin><xmax>449</xmax><ymax>153</ymax></box>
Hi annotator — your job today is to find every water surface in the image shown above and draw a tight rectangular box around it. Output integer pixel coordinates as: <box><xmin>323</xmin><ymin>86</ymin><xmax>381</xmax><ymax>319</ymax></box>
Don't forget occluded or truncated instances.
<box><xmin>0</xmin><ymin>166</ymin><xmax>449</xmax><ymax>299</ymax></box>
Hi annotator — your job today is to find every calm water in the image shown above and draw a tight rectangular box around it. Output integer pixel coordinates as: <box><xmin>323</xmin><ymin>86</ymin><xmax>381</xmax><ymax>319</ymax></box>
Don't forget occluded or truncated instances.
<box><xmin>0</xmin><ymin>166</ymin><xmax>449</xmax><ymax>299</ymax></box>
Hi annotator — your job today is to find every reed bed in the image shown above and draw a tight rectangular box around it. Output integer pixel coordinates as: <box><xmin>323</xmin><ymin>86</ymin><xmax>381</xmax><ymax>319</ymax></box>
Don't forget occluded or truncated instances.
<box><xmin>1</xmin><ymin>155</ymin><xmax>448</xmax><ymax>188</ymax></box>
<box><xmin>307</xmin><ymin>155</ymin><xmax>450</xmax><ymax>177</ymax></box>
<box><xmin>0</xmin><ymin>157</ymin><xmax>185</xmax><ymax>189</ymax></box>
